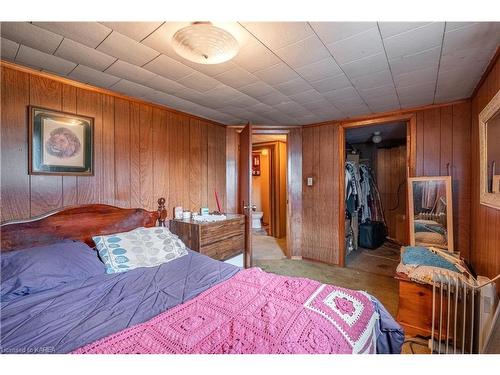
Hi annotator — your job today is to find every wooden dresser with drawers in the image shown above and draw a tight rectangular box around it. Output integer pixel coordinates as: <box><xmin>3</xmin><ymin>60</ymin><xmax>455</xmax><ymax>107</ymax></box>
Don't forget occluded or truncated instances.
<box><xmin>169</xmin><ymin>214</ymin><xmax>245</xmax><ymax>261</ymax></box>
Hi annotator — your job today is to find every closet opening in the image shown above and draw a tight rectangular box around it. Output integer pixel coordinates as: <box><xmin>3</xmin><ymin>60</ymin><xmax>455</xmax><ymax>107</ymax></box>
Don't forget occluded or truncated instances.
<box><xmin>251</xmin><ymin>132</ymin><xmax>288</xmax><ymax>264</ymax></box>
<box><xmin>341</xmin><ymin>117</ymin><xmax>414</xmax><ymax>277</ymax></box>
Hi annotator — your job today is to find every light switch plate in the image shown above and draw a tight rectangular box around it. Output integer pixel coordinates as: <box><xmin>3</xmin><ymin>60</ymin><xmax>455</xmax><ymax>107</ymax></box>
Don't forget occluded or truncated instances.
<box><xmin>307</xmin><ymin>177</ymin><xmax>313</xmax><ymax>186</ymax></box>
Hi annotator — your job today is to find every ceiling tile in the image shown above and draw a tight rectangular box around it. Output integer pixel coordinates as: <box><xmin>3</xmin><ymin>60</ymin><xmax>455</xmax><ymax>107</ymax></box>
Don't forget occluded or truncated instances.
<box><xmin>388</xmin><ymin>46</ymin><xmax>440</xmax><ymax>76</ymax></box>
<box><xmin>238</xmin><ymin>81</ymin><xmax>276</xmax><ymax>98</ymax></box>
<box><xmin>383</xmin><ymin>22</ymin><xmax>445</xmax><ymax>60</ymax></box>
<box><xmin>341</xmin><ymin>52</ymin><xmax>390</xmax><ymax>79</ymax></box>
<box><xmin>310</xmin><ymin>22</ymin><xmax>377</xmax><ymax>44</ymax></box>
<box><xmin>100</xmin><ymin>22</ymin><xmax>163</xmax><ymax>41</ymax></box>
<box><xmin>397</xmin><ymin>81</ymin><xmax>435</xmax><ymax>101</ymax></box>
<box><xmin>232</xmin><ymin>36</ymin><xmax>280</xmax><ymax>73</ymax></box>
<box><xmin>358</xmin><ymin>84</ymin><xmax>398</xmax><ymax>100</ymax></box>
<box><xmin>214</xmin><ymin>66</ymin><xmax>258</xmax><ymax>88</ymax></box>
<box><xmin>322</xmin><ymin>86</ymin><xmax>364</xmax><ymax>104</ymax></box>
<box><xmin>300</xmin><ymin>99</ymin><xmax>334</xmax><ymax>111</ymax></box>
<box><xmin>439</xmin><ymin>47</ymin><xmax>492</xmax><ymax>75</ymax></box>
<box><xmin>177</xmin><ymin>71</ymin><xmax>220</xmax><ymax>92</ymax></box>
<box><xmin>274</xmin><ymin>78</ymin><xmax>312</xmax><ymax>96</ymax></box>
<box><xmin>442</xmin><ymin>22</ymin><xmax>500</xmax><ymax>55</ymax></box>
<box><xmin>144</xmin><ymin>75</ymin><xmax>185</xmax><ymax>94</ymax></box>
<box><xmin>350</xmin><ymin>69</ymin><xmax>393</xmax><ymax>90</ymax></box>
<box><xmin>309</xmin><ymin>74</ymin><xmax>352</xmax><ymax>93</ymax></box>
<box><xmin>393</xmin><ymin>66</ymin><xmax>437</xmax><ymax>88</ymax></box>
<box><xmin>295</xmin><ymin>57</ymin><xmax>342</xmax><ymax>82</ymax></box>
<box><xmin>399</xmin><ymin>94</ymin><xmax>434</xmax><ymax>108</ymax></box>
<box><xmin>341</xmin><ymin>104</ymin><xmax>372</xmax><ymax>117</ymax></box>
<box><xmin>142</xmin><ymin>54</ymin><xmax>194</xmax><ymax>81</ymax></box>
<box><xmin>258</xmin><ymin>91</ymin><xmax>292</xmax><ymax>106</ymax></box>
<box><xmin>16</xmin><ymin>45</ymin><xmax>76</xmax><ymax>75</ymax></box>
<box><xmin>326</xmin><ymin>27</ymin><xmax>384</xmax><ymax>65</ymax></box>
<box><xmin>378</xmin><ymin>22</ymin><xmax>432</xmax><ymax>38</ymax></box>
<box><xmin>68</xmin><ymin>65</ymin><xmax>121</xmax><ymax>88</ymax></box>
<box><xmin>55</xmin><ymin>38</ymin><xmax>116</xmax><ymax>71</ymax></box>
<box><xmin>240</xmin><ymin>22</ymin><xmax>312</xmax><ymax>50</ymax></box>
<box><xmin>289</xmin><ymin>89</ymin><xmax>325</xmax><ymax>104</ymax></box>
<box><xmin>109</xmin><ymin>79</ymin><xmax>155</xmax><ymax>98</ymax></box>
<box><xmin>174</xmin><ymin>87</ymin><xmax>210</xmax><ymax>103</ymax></box>
<box><xmin>363</xmin><ymin>92</ymin><xmax>399</xmax><ymax>107</ymax></box>
<box><xmin>226</xmin><ymin>94</ymin><xmax>261</xmax><ymax>108</ymax></box>
<box><xmin>1</xmin><ymin>22</ymin><xmax>63</xmax><ymax>54</ymax></box>
<box><xmin>253</xmin><ymin>62</ymin><xmax>299</xmax><ymax>86</ymax></box>
<box><xmin>1</xmin><ymin>37</ymin><xmax>19</xmax><ymax>60</ymax></box>
<box><xmin>275</xmin><ymin>35</ymin><xmax>330</xmax><ymax>68</ymax></box>
<box><xmin>444</xmin><ymin>22</ymin><xmax>476</xmax><ymax>32</ymax></box>
<box><xmin>105</xmin><ymin>60</ymin><xmax>156</xmax><ymax>85</ymax></box>
<box><xmin>97</xmin><ymin>31</ymin><xmax>159</xmax><ymax>66</ymax></box>
<box><xmin>33</xmin><ymin>22</ymin><xmax>111</xmax><ymax>48</ymax></box>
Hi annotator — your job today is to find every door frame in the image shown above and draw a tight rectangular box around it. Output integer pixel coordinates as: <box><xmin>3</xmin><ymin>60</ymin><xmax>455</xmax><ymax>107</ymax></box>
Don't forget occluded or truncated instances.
<box><xmin>250</xmin><ymin>129</ymin><xmax>292</xmax><ymax>259</ymax></box>
<box><xmin>338</xmin><ymin>113</ymin><xmax>417</xmax><ymax>267</ymax></box>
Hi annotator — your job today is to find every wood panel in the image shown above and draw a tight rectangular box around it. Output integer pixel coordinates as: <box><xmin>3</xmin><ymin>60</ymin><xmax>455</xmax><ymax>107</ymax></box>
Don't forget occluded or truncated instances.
<box><xmin>471</xmin><ymin>53</ymin><xmax>500</xmax><ymax>283</ymax></box>
<box><xmin>101</xmin><ymin>95</ymin><xmax>115</xmax><ymax>205</ymax></box>
<box><xmin>0</xmin><ymin>67</ymin><xmax>30</xmax><ymax>222</ymax></box>
<box><xmin>377</xmin><ymin>145</ymin><xmax>407</xmax><ymax>243</ymax></box>
<box><xmin>287</xmin><ymin>127</ymin><xmax>302</xmax><ymax>258</ymax></box>
<box><xmin>225</xmin><ymin>128</ymin><xmax>239</xmax><ymax>213</ymax></box>
<box><xmin>114</xmin><ymin>98</ymin><xmax>131</xmax><ymax>208</ymax></box>
<box><xmin>29</xmin><ymin>75</ymin><xmax>63</xmax><ymax>216</ymax></box>
<box><xmin>0</xmin><ymin>64</ymin><xmax>227</xmax><ymax>224</ymax></box>
<box><xmin>76</xmin><ymin>88</ymin><xmax>102</xmax><ymax>205</ymax></box>
<box><xmin>61</xmin><ymin>84</ymin><xmax>78</xmax><ymax>206</ymax></box>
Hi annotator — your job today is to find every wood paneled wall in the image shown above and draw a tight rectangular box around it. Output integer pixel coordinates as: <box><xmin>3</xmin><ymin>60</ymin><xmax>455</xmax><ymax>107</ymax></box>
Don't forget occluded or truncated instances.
<box><xmin>414</xmin><ymin>102</ymin><xmax>472</xmax><ymax>257</ymax></box>
<box><xmin>470</xmin><ymin>53</ymin><xmax>500</xmax><ymax>281</ymax></box>
<box><xmin>377</xmin><ymin>145</ymin><xmax>407</xmax><ymax>244</ymax></box>
<box><xmin>1</xmin><ymin>65</ymin><xmax>227</xmax><ymax>222</ymax></box>
<box><xmin>301</xmin><ymin>101</ymin><xmax>472</xmax><ymax>265</ymax></box>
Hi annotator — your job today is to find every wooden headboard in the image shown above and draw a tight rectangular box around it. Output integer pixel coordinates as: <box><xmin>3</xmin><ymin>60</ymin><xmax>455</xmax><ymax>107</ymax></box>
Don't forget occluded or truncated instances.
<box><xmin>0</xmin><ymin>198</ymin><xmax>168</xmax><ymax>252</ymax></box>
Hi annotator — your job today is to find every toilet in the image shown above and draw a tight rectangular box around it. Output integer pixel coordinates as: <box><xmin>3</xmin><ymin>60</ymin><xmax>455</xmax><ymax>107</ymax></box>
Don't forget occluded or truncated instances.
<box><xmin>252</xmin><ymin>211</ymin><xmax>264</xmax><ymax>229</ymax></box>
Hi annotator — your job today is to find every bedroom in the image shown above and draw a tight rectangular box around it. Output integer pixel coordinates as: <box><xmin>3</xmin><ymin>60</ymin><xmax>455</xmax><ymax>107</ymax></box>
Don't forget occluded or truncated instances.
<box><xmin>1</xmin><ymin>0</ymin><xmax>500</xmax><ymax>371</ymax></box>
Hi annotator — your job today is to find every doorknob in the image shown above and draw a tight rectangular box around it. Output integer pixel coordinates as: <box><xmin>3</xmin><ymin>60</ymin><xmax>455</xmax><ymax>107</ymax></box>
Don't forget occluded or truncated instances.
<box><xmin>243</xmin><ymin>204</ymin><xmax>257</xmax><ymax>211</ymax></box>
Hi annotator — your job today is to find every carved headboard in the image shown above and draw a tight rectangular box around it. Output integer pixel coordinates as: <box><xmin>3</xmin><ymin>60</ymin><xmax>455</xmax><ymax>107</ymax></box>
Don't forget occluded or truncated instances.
<box><xmin>0</xmin><ymin>198</ymin><xmax>168</xmax><ymax>252</ymax></box>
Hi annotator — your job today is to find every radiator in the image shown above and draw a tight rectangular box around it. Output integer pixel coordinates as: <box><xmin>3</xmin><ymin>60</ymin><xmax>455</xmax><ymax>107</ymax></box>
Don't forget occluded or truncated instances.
<box><xmin>430</xmin><ymin>272</ymin><xmax>499</xmax><ymax>354</ymax></box>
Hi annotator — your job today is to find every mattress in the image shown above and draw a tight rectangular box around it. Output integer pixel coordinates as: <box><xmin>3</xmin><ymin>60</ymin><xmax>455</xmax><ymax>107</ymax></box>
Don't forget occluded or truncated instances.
<box><xmin>1</xmin><ymin>249</ymin><xmax>403</xmax><ymax>354</ymax></box>
<box><xmin>0</xmin><ymin>250</ymin><xmax>239</xmax><ymax>354</ymax></box>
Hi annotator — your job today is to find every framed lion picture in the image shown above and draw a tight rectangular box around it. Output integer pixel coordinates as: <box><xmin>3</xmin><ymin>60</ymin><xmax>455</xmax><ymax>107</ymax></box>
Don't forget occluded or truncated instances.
<box><xmin>29</xmin><ymin>106</ymin><xmax>94</xmax><ymax>175</ymax></box>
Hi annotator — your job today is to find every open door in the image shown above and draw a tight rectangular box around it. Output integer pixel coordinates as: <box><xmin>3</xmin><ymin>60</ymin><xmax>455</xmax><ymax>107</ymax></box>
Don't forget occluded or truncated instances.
<box><xmin>239</xmin><ymin>123</ymin><xmax>253</xmax><ymax>268</ymax></box>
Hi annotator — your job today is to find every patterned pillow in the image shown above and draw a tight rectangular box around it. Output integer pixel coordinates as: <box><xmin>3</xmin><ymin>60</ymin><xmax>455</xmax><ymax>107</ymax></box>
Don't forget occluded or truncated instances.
<box><xmin>93</xmin><ymin>227</ymin><xmax>188</xmax><ymax>274</ymax></box>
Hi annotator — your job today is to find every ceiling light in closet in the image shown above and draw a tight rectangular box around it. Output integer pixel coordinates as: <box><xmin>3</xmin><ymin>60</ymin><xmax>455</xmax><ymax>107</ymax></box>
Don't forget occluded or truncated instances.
<box><xmin>372</xmin><ymin>131</ymin><xmax>382</xmax><ymax>144</ymax></box>
<box><xmin>172</xmin><ymin>22</ymin><xmax>239</xmax><ymax>64</ymax></box>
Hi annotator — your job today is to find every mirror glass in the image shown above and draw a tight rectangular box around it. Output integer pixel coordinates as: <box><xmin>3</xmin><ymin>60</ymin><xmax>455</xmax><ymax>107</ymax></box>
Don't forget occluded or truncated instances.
<box><xmin>410</xmin><ymin>178</ymin><xmax>452</xmax><ymax>251</ymax></box>
<box><xmin>486</xmin><ymin>110</ymin><xmax>500</xmax><ymax>193</ymax></box>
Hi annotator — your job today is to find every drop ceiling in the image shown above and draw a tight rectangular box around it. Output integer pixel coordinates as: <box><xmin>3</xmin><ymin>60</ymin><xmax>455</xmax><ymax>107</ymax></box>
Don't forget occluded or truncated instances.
<box><xmin>1</xmin><ymin>22</ymin><xmax>499</xmax><ymax>125</ymax></box>
<box><xmin>345</xmin><ymin>121</ymin><xmax>407</xmax><ymax>144</ymax></box>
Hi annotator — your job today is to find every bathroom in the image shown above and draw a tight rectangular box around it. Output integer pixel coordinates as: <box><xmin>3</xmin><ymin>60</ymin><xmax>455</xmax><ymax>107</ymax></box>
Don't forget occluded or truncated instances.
<box><xmin>251</xmin><ymin>134</ymin><xmax>288</xmax><ymax>262</ymax></box>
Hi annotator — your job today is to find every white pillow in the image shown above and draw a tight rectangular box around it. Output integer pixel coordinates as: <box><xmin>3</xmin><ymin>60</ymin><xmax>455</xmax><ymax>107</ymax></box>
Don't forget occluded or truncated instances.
<box><xmin>93</xmin><ymin>227</ymin><xmax>188</xmax><ymax>274</ymax></box>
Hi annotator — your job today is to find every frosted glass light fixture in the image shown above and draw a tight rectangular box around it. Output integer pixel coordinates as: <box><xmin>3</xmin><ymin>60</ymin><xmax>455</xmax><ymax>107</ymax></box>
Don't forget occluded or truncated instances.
<box><xmin>172</xmin><ymin>22</ymin><xmax>239</xmax><ymax>64</ymax></box>
<box><xmin>372</xmin><ymin>131</ymin><xmax>382</xmax><ymax>144</ymax></box>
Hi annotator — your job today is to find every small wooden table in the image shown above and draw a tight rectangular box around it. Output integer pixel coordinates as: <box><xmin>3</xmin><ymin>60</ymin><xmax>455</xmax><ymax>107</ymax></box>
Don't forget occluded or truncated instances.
<box><xmin>169</xmin><ymin>214</ymin><xmax>245</xmax><ymax>261</ymax></box>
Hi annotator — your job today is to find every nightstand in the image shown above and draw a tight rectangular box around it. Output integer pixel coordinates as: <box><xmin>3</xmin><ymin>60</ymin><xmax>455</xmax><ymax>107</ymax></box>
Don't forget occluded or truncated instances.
<box><xmin>169</xmin><ymin>214</ymin><xmax>245</xmax><ymax>261</ymax></box>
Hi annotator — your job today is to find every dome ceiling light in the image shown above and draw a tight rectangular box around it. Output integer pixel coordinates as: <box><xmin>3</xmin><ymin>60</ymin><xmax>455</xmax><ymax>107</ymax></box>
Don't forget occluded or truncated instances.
<box><xmin>171</xmin><ymin>22</ymin><xmax>239</xmax><ymax>65</ymax></box>
<box><xmin>372</xmin><ymin>131</ymin><xmax>382</xmax><ymax>144</ymax></box>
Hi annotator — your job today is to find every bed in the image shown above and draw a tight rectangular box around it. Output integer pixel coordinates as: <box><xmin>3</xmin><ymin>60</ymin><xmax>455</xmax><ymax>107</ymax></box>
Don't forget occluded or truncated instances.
<box><xmin>0</xmin><ymin>199</ymin><xmax>403</xmax><ymax>354</ymax></box>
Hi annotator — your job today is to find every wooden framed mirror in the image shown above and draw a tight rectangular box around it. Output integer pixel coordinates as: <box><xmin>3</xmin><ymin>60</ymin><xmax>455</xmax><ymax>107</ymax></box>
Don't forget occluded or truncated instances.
<box><xmin>479</xmin><ymin>89</ymin><xmax>500</xmax><ymax>209</ymax></box>
<box><xmin>408</xmin><ymin>176</ymin><xmax>454</xmax><ymax>252</ymax></box>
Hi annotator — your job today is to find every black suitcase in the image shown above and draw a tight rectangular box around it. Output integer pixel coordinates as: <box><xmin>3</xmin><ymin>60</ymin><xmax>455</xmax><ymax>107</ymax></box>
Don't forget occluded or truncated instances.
<box><xmin>359</xmin><ymin>221</ymin><xmax>386</xmax><ymax>249</ymax></box>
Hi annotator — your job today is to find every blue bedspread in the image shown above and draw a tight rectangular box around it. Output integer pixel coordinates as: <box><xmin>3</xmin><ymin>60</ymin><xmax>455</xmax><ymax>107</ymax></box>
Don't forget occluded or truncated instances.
<box><xmin>1</xmin><ymin>249</ymin><xmax>402</xmax><ymax>354</ymax></box>
<box><xmin>0</xmin><ymin>250</ymin><xmax>239</xmax><ymax>354</ymax></box>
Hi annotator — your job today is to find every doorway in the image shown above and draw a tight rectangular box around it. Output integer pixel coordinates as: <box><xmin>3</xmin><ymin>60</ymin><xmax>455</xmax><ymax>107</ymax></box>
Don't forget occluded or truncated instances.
<box><xmin>251</xmin><ymin>133</ymin><xmax>288</xmax><ymax>263</ymax></box>
<box><xmin>339</xmin><ymin>114</ymin><xmax>416</xmax><ymax>275</ymax></box>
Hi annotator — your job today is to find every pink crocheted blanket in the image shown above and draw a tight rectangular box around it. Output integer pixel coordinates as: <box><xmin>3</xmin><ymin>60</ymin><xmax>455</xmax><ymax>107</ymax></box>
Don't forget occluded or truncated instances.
<box><xmin>73</xmin><ymin>268</ymin><xmax>378</xmax><ymax>354</ymax></box>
